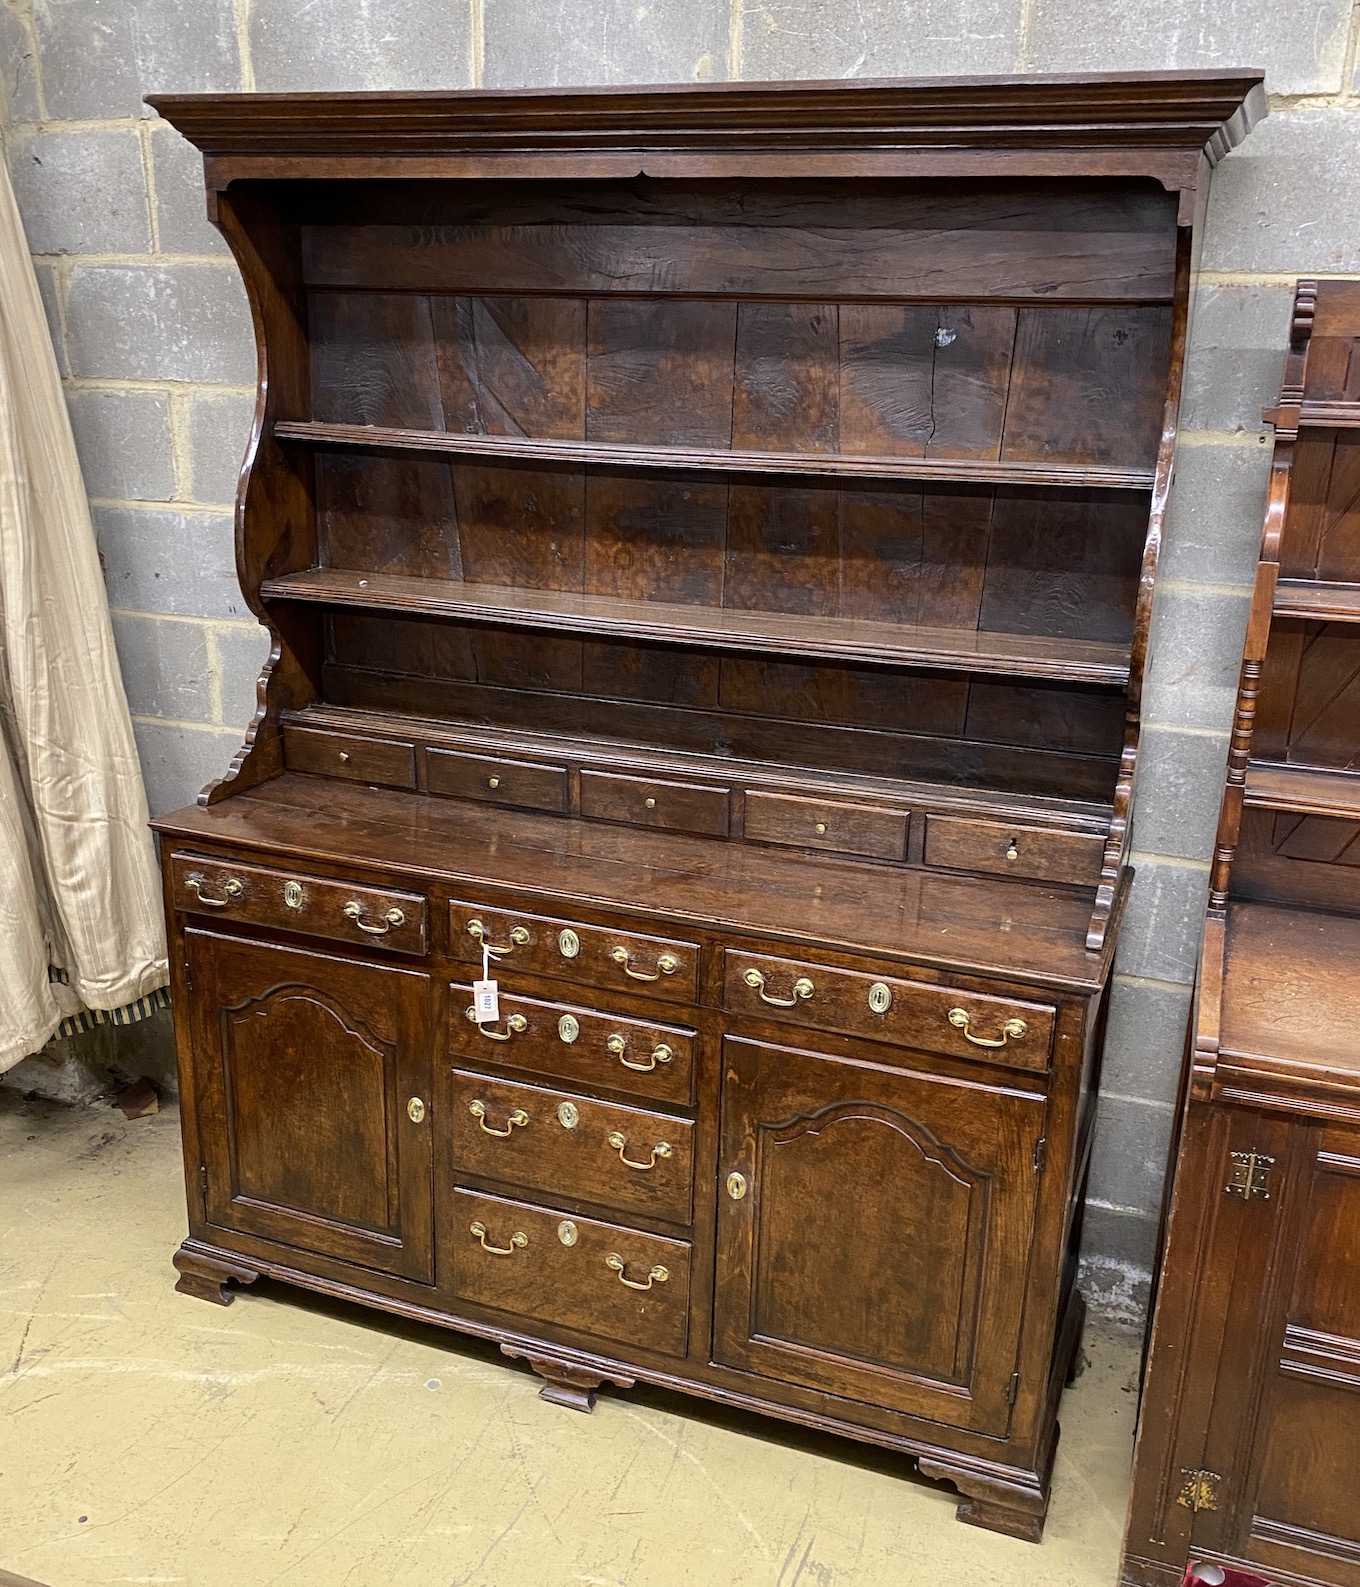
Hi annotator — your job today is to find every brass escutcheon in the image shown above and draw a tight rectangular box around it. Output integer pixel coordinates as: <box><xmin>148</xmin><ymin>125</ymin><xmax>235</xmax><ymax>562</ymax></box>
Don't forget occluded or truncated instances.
<box><xmin>557</xmin><ymin>1014</ymin><xmax>580</xmax><ymax>1044</ymax></box>
<box><xmin>726</xmin><ymin>1171</ymin><xmax>747</xmax><ymax>1201</ymax></box>
<box><xmin>557</xmin><ymin>1101</ymin><xmax>580</xmax><ymax>1130</ymax></box>
<box><xmin>557</xmin><ymin>928</ymin><xmax>580</xmax><ymax>958</ymax></box>
<box><xmin>868</xmin><ymin>982</ymin><xmax>892</xmax><ymax>1014</ymax></box>
<box><xmin>557</xmin><ymin>1220</ymin><xmax>578</xmax><ymax>1247</ymax></box>
<box><xmin>282</xmin><ymin>880</ymin><xmax>304</xmax><ymax>910</ymax></box>
<box><xmin>406</xmin><ymin>1096</ymin><xmax>426</xmax><ymax>1123</ymax></box>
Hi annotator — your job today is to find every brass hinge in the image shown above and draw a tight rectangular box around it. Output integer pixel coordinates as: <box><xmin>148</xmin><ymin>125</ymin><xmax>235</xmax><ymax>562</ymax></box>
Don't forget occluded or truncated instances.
<box><xmin>1006</xmin><ymin>1370</ymin><xmax>1020</xmax><ymax>1406</ymax></box>
<box><xmin>198</xmin><ymin>1164</ymin><xmax>208</xmax><ymax>1199</ymax></box>
<box><xmin>1176</xmin><ymin>1469</ymin><xmax>1221</xmax><ymax>1512</ymax></box>
<box><xmin>1033</xmin><ymin>1137</ymin><xmax>1047</xmax><ymax>1174</ymax></box>
<box><xmin>183</xmin><ymin>957</ymin><xmax>193</xmax><ymax>992</ymax></box>
<box><xmin>1225</xmin><ymin>1150</ymin><xmax>1275</xmax><ymax>1200</ymax></box>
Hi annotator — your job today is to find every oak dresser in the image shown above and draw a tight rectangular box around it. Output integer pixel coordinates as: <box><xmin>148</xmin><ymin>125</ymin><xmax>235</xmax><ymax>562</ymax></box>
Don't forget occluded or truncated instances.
<box><xmin>1122</xmin><ymin>282</ymin><xmax>1360</xmax><ymax>1585</ymax></box>
<box><xmin>148</xmin><ymin>75</ymin><xmax>1263</xmax><ymax>1541</ymax></box>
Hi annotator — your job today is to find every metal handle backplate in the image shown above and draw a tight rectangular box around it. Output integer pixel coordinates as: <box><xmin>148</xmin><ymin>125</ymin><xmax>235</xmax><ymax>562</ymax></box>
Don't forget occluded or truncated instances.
<box><xmin>470</xmin><ymin>1100</ymin><xmax>529</xmax><ymax>1137</ymax></box>
<box><xmin>466</xmin><ymin>919</ymin><xmax>529</xmax><ymax>957</ymax></box>
<box><xmin>185</xmin><ymin>872</ymin><xmax>243</xmax><ymax>908</ymax></box>
<box><xmin>743</xmin><ymin>967</ymin><xmax>814</xmax><ymax>1007</ymax></box>
<box><xmin>470</xmin><ymin>1220</ymin><xmax>527</xmax><ymax>1256</ymax></box>
<box><xmin>344</xmin><ymin>900</ymin><xmax>405</xmax><ymax>935</ymax></box>
<box><xmin>610</xmin><ymin>945</ymin><xmax>679</xmax><ymax>982</ymax></box>
<box><xmin>606</xmin><ymin>1253</ymin><xmax>668</xmax><ymax>1290</ymax></box>
<box><xmin>948</xmin><ymin>1008</ymin><xmax>1028</xmax><ymax>1048</ymax></box>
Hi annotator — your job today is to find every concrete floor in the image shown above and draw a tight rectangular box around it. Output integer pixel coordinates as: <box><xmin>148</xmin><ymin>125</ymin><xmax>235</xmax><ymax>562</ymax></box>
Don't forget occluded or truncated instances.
<box><xmin>1</xmin><ymin>1090</ymin><xmax>1139</xmax><ymax>1587</ymax></box>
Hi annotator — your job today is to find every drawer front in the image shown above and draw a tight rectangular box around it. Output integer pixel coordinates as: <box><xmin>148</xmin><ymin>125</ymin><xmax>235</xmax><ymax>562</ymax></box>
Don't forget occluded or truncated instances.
<box><xmin>449</xmin><ymin>988</ymin><xmax>695</xmax><ymax>1106</ymax></box>
<box><xmin>923</xmin><ymin>814</ymin><xmax>1105</xmax><ymax>886</ymax></box>
<box><xmin>451</xmin><ymin>1187</ymin><xmax>691</xmax><ymax>1358</ymax></box>
<box><xmin>283</xmin><ymin>725</ymin><xmax>416</xmax><ymax>789</ymax></box>
<box><xmin>722</xmin><ymin>950</ymin><xmax>1055</xmax><ymax>1073</ymax></box>
<box><xmin>170</xmin><ymin>852</ymin><xmax>428</xmax><ymax>956</ymax></box>
<box><xmin>427</xmin><ymin>748</ymin><xmax>567</xmax><ymax>814</ymax></box>
<box><xmin>744</xmin><ymin>790</ymin><xmax>908</xmax><ymax>861</ymax></box>
<box><xmin>580</xmin><ymin>770</ymin><xmax>730</xmax><ymax>838</ymax></box>
<box><xmin>451</xmin><ymin>1072</ymin><xmax>694</xmax><ymax>1225</ymax></box>
<box><xmin>449</xmin><ymin>899</ymin><xmax>699</xmax><ymax>1005</ymax></box>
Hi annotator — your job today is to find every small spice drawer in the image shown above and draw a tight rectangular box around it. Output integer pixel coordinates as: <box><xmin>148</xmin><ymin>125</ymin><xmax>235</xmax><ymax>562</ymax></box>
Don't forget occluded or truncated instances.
<box><xmin>449</xmin><ymin>899</ymin><xmax>699</xmax><ymax>1005</ymax></box>
<box><xmin>722</xmin><ymin>950</ymin><xmax>1055</xmax><ymax>1074</ymax></box>
<box><xmin>427</xmin><ymin>747</ymin><xmax>568</xmax><ymax>813</ymax></box>
<box><xmin>449</xmin><ymin>987</ymin><xmax>695</xmax><ymax>1107</ymax></box>
<box><xmin>283</xmin><ymin>725</ymin><xmax>416</xmax><ymax>789</ymax></box>
<box><xmin>451</xmin><ymin>1187</ymin><xmax>691</xmax><ymax>1359</ymax></box>
<box><xmin>744</xmin><ymin>791</ymin><xmax>908</xmax><ymax>861</ymax></box>
<box><xmin>451</xmin><ymin>1071</ymin><xmax>694</xmax><ymax>1226</ymax></box>
<box><xmin>923</xmin><ymin>815</ymin><xmax>1105</xmax><ymax>886</ymax></box>
<box><xmin>169</xmin><ymin>851</ymin><xmax>428</xmax><ymax>956</ymax></box>
<box><xmin>580</xmin><ymin>770</ymin><xmax>731</xmax><ymax>838</ymax></box>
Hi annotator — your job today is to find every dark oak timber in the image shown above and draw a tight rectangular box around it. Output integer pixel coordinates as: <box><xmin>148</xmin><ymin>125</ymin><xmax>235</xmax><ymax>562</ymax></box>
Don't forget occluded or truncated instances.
<box><xmin>148</xmin><ymin>74</ymin><xmax>1260</xmax><ymax>1544</ymax></box>
<box><xmin>1123</xmin><ymin>281</ymin><xmax>1360</xmax><ymax>1587</ymax></box>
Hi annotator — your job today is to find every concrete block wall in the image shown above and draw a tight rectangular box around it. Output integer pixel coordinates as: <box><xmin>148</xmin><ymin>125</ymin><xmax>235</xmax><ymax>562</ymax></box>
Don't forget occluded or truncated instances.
<box><xmin>4</xmin><ymin>0</ymin><xmax>1358</xmax><ymax>1319</ymax></box>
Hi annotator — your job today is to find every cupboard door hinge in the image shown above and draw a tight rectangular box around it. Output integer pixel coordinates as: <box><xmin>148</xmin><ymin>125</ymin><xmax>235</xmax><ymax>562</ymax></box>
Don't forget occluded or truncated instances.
<box><xmin>183</xmin><ymin>957</ymin><xmax>192</xmax><ymax>992</ymax></box>
<box><xmin>1225</xmin><ymin>1150</ymin><xmax>1274</xmax><ymax>1200</ymax></box>
<box><xmin>1176</xmin><ymin>1469</ymin><xmax>1221</xmax><ymax>1512</ymax></box>
<box><xmin>198</xmin><ymin>1163</ymin><xmax>208</xmax><ymax>1199</ymax></box>
<box><xmin>1033</xmin><ymin>1137</ymin><xmax>1047</xmax><ymax>1174</ymax></box>
<box><xmin>1005</xmin><ymin>1370</ymin><xmax>1020</xmax><ymax>1406</ymax></box>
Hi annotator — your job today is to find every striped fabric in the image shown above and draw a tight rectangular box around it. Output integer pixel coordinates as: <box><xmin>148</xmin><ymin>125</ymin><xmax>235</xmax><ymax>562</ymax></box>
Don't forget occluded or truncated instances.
<box><xmin>0</xmin><ymin>156</ymin><xmax>169</xmax><ymax>1071</ymax></box>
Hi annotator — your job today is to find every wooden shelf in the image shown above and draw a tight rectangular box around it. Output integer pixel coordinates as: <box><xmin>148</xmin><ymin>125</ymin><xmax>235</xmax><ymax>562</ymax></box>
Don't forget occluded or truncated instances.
<box><xmin>273</xmin><ymin>420</ymin><xmax>1157</xmax><ymax>492</ymax></box>
<box><xmin>1273</xmin><ymin>578</ymin><xmax>1360</xmax><ymax>622</ymax></box>
<box><xmin>1298</xmin><ymin>400</ymin><xmax>1360</xmax><ymax>429</ymax></box>
<box><xmin>262</xmin><ymin>567</ymin><xmax>1133</xmax><ymax>684</ymax></box>
<box><xmin>1244</xmin><ymin>760</ymin><xmax>1360</xmax><ymax>820</ymax></box>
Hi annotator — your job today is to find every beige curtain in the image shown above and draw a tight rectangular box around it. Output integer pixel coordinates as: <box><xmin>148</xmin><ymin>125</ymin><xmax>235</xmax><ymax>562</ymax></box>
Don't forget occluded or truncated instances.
<box><xmin>0</xmin><ymin>158</ymin><xmax>168</xmax><ymax>1072</ymax></box>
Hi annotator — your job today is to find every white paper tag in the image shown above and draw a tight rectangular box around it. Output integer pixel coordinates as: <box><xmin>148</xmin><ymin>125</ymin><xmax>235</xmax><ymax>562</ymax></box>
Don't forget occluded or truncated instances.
<box><xmin>472</xmin><ymin>978</ymin><xmax>500</xmax><ymax>1024</ymax></box>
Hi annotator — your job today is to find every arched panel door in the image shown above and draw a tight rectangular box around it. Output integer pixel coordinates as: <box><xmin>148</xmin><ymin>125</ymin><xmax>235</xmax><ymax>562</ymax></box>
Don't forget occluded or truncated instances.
<box><xmin>188</xmin><ymin>929</ymin><xmax>434</xmax><ymax>1284</ymax></box>
<box><xmin>714</xmin><ymin>1035</ymin><xmax>1045</xmax><ymax>1435</ymax></box>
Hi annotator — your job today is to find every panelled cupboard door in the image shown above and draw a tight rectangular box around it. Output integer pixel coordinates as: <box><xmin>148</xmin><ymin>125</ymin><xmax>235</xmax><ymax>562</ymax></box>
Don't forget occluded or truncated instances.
<box><xmin>714</xmin><ymin>1035</ymin><xmax>1044</xmax><ymax>1434</ymax></box>
<box><xmin>1231</xmin><ymin>1123</ymin><xmax>1360</xmax><ymax>1586</ymax></box>
<box><xmin>187</xmin><ymin>930</ymin><xmax>434</xmax><ymax>1284</ymax></box>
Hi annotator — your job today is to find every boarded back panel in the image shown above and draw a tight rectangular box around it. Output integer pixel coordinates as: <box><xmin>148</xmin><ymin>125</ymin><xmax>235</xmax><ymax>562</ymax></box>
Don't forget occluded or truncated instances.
<box><xmin>310</xmin><ymin>291</ymin><xmax>444</xmax><ymax>428</ymax></box>
<box><xmin>301</xmin><ymin>180</ymin><xmax>1178</xmax><ymax>302</ymax></box>
<box><xmin>432</xmin><ymin>295</ymin><xmax>586</xmax><ymax>438</ymax></box>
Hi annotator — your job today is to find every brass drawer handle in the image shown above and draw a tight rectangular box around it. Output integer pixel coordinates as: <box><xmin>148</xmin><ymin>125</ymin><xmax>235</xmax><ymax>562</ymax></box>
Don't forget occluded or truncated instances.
<box><xmin>344</xmin><ymin>900</ymin><xmax>405</xmax><ymax>935</ymax></box>
<box><xmin>607</xmin><ymin>1034</ymin><xmax>673</xmax><ymax>1072</ymax></box>
<box><xmin>185</xmin><ymin>872</ymin><xmax>243</xmax><ymax>908</ymax></box>
<box><xmin>607</xmin><ymin>1130</ymin><xmax>672</xmax><ymax>1171</ymax></box>
<box><xmin>610</xmin><ymin>945</ymin><xmax>679</xmax><ymax>982</ymax></box>
<box><xmin>606</xmin><ymin>1253</ymin><xmax>668</xmax><ymax>1290</ymax></box>
<box><xmin>743</xmin><ymin>967</ymin><xmax>814</xmax><ymax>1007</ymax></box>
<box><xmin>469</xmin><ymin>1219</ymin><xmax>527</xmax><ymax>1256</ymax></box>
<box><xmin>467</xmin><ymin>919</ymin><xmax>530</xmax><ymax>958</ymax></box>
<box><xmin>948</xmin><ymin>1008</ymin><xmax>1028</xmax><ymax>1048</ymax></box>
<box><xmin>469</xmin><ymin>1100</ymin><xmax>529</xmax><ymax>1136</ymax></box>
<box><xmin>464</xmin><ymin>1008</ymin><xmax>528</xmax><ymax>1042</ymax></box>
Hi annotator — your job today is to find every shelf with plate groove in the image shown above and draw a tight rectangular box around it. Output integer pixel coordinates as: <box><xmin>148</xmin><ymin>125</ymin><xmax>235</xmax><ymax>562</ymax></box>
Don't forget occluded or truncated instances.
<box><xmin>273</xmin><ymin>419</ymin><xmax>1158</xmax><ymax>492</ymax></box>
<box><xmin>1272</xmin><ymin>579</ymin><xmax>1360</xmax><ymax>623</ymax></box>
<box><xmin>1244</xmin><ymin>760</ymin><xmax>1360</xmax><ymax>820</ymax></box>
<box><xmin>260</xmin><ymin>566</ymin><xmax>1133</xmax><ymax>685</ymax></box>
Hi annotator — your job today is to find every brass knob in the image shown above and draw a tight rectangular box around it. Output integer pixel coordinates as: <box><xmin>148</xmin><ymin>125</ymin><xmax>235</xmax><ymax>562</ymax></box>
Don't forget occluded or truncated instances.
<box><xmin>644</xmin><ymin>796</ymin><xmax>656</xmax><ymax>809</ymax></box>
<box><xmin>814</xmin><ymin>822</ymin><xmax>827</xmax><ymax>835</ymax></box>
<box><xmin>406</xmin><ymin>1097</ymin><xmax>426</xmax><ymax>1123</ymax></box>
<box><xmin>1006</xmin><ymin>839</ymin><xmax>1019</xmax><ymax>861</ymax></box>
<box><xmin>488</xmin><ymin>776</ymin><xmax>500</xmax><ymax>788</ymax></box>
<box><xmin>338</xmin><ymin>751</ymin><xmax>350</xmax><ymax>763</ymax></box>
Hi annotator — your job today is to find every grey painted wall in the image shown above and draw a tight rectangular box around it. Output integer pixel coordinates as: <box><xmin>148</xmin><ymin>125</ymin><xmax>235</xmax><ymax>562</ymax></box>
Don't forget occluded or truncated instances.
<box><xmin>4</xmin><ymin>0</ymin><xmax>1356</xmax><ymax>1319</ymax></box>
